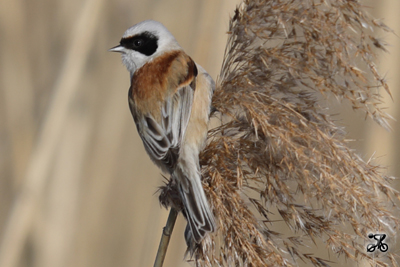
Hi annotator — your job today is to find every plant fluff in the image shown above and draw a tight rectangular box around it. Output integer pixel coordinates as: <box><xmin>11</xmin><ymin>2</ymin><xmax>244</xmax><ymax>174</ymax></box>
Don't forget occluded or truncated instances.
<box><xmin>160</xmin><ymin>0</ymin><xmax>399</xmax><ymax>266</ymax></box>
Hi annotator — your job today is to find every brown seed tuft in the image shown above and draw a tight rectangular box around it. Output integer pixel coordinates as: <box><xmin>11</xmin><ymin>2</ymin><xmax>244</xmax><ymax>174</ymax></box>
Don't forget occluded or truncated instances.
<box><xmin>160</xmin><ymin>1</ymin><xmax>399</xmax><ymax>266</ymax></box>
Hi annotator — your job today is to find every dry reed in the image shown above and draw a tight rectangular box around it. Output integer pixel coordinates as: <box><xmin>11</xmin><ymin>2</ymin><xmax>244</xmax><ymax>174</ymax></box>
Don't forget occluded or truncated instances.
<box><xmin>0</xmin><ymin>0</ymin><xmax>105</xmax><ymax>266</ymax></box>
<box><xmin>160</xmin><ymin>0</ymin><xmax>399</xmax><ymax>266</ymax></box>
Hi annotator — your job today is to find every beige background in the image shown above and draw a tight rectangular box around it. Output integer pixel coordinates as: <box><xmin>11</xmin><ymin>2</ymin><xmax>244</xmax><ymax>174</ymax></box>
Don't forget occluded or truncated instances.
<box><xmin>0</xmin><ymin>0</ymin><xmax>398</xmax><ymax>266</ymax></box>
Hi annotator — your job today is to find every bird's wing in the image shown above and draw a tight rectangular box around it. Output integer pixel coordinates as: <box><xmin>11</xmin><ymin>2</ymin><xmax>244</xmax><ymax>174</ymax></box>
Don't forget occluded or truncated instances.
<box><xmin>140</xmin><ymin>86</ymin><xmax>194</xmax><ymax>172</ymax></box>
<box><xmin>129</xmin><ymin>55</ymin><xmax>197</xmax><ymax>173</ymax></box>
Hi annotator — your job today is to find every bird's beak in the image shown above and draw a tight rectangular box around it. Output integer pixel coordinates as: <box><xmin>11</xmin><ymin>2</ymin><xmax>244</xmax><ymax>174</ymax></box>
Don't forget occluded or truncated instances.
<box><xmin>108</xmin><ymin>45</ymin><xmax>125</xmax><ymax>53</ymax></box>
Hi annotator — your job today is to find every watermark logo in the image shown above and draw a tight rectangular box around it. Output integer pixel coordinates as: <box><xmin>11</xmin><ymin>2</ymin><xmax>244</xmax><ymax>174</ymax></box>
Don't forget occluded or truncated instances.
<box><xmin>367</xmin><ymin>233</ymin><xmax>388</xmax><ymax>253</ymax></box>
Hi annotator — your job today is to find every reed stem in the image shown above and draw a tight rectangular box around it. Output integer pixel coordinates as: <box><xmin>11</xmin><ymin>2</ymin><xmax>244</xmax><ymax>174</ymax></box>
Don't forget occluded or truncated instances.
<box><xmin>153</xmin><ymin>208</ymin><xmax>178</xmax><ymax>267</ymax></box>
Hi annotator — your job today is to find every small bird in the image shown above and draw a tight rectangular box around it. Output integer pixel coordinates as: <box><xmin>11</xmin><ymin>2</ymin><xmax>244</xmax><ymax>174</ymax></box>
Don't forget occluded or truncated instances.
<box><xmin>109</xmin><ymin>20</ymin><xmax>215</xmax><ymax>246</ymax></box>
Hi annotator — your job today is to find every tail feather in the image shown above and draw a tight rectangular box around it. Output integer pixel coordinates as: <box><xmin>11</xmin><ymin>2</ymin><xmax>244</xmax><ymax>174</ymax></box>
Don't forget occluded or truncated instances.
<box><xmin>175</xmin><ymin>170</ymin><xmax>215</xmax><ymax>244</ymax></box>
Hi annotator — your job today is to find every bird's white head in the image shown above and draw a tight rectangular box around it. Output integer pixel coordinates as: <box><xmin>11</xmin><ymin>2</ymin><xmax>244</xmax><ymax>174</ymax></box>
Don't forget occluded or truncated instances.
<box><xmin>109</xmin><ymin>20</ymin><xmax>182</xmax><ymax>75</ymax></box>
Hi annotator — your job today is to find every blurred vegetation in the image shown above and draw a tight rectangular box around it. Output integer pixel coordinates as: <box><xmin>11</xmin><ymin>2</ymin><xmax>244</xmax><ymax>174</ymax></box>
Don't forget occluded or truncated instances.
<box><xmin>0</xmin><ymin>0</ymin><xmax>399</xmax><ymax>267</ymax></box>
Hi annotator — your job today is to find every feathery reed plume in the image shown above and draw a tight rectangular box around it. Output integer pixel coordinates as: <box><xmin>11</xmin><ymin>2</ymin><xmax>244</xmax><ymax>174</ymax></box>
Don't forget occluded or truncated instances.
<box><xmin>161</xmin><ymin>0</ymin><xmax>399</xmax><ymax>266</ymax></box>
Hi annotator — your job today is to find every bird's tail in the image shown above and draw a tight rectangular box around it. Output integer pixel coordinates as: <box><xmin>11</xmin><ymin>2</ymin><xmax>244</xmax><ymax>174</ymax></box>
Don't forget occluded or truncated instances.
<box><xmin>173</xmin><ymin>167</ymin><xmax>215</xmax><ymax>245</ymax></box>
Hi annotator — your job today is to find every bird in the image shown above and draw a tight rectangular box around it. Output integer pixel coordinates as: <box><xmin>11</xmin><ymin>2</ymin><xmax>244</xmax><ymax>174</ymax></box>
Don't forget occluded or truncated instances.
<box><xmin>109</xmin><ymin>20</ymin><xmax>216</xmax><ymax>246</ymax></box>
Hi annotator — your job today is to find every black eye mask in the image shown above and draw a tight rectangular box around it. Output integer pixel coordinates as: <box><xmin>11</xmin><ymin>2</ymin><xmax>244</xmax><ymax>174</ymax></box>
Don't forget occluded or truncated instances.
<box><xmin>120</xmin><ymin>31</ymin><xmax>158</xmax><ymax>56</ymax></box>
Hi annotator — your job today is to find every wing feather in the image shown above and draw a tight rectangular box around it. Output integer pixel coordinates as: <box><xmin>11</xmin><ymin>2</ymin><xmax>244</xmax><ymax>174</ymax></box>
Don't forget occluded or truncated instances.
<box><xmin>140</xmin><ymin>86</ymin><xmax>193</xmax><ymax>171</ymax></box>
<box><xmin>128</xmin><ymin>54</ymin><xmax>197</xmax><ymax>173</ymax></box>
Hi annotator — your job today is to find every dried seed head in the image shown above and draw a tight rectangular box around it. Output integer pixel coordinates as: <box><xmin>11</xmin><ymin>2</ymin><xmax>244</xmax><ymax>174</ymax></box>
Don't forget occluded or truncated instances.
<box><xmin>160</xmin><ymin>1</ymin><xmax>399</xmax><ymax>266</ymax></box>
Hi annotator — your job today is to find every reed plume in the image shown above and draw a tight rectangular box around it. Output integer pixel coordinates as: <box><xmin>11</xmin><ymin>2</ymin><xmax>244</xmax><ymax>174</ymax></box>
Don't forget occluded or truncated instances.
<box><xmin>160</xmin><ymin>0</ymin><xmax>399</xmax><ymax>266</ymax></box>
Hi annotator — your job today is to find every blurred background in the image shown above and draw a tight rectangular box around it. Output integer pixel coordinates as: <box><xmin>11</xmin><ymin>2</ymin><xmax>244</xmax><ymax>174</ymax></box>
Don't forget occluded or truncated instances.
<box><xmin>0</xmin><ymin>0</ymin><xmax>398</xmax><ymax>266</ymax></box>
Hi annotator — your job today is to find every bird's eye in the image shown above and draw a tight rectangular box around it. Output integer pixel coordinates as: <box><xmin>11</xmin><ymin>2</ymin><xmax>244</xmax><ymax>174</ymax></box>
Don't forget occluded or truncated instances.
<box><xmin>133</xmin><ymin>39</ymin><xmax>143</xmax><ymax>48</ymax></box>
<box><xmin>119</xmin><ymin>32</ymin><xmax>157</xmax><ymax>55</ymax></box>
